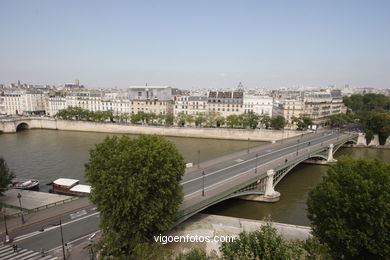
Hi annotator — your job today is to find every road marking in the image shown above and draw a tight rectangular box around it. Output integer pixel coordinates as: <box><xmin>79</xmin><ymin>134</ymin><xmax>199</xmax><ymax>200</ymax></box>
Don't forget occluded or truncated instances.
<box><xmin>181</xmin><ymin>133</ymin><xmax>337</xmax><ymax>186</ymax></box>
<box><xmin>46</xmin><ymin>230</ymin><xmax>101</xmax><ymax>254</ymax></box>
<box><xmin>70</xmin><ymin>209</ymin><xmax>87</xmax><ymax>219</ymax></box>
<box><xmin>13</xmin><ymin>212</ymin><xmax>100</xmax><ymax>242</ymax></box>
<box><xmin>234</xmin><ymin>159</ymin><xmax>243</xmax><ymax>162</ymax></box>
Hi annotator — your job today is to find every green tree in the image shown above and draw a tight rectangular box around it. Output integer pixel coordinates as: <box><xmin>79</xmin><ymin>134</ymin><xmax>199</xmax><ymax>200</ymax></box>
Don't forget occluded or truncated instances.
<box><xmin>364</xmin><ymin>129</ymin><xmax>374</xmax><ymax>145</ymax></box>
<box><xmin>307</xmin><ymin>156</ymin><xmax>390</xmax><ymax>259</ymax></box>
<box><xmin>260</xmin><ymin>114</ymin><xmax>271</xmax><ymax>129</ymax></box>
<box><xmin>292</xmin><ymin>115</ymin><xmax>314</xmax><ymax>130</ymax></box>
<box><xmin>220</xmin><ymin>224</ymin><xmax>305</xmax><ymax>259</ymax></box>
<box><xmin>165</xmin><ymin>114</ymin><xmax>175</xmax><ymax>126</ymax></box>
<box><xmin>0</xmin><ymin>157</ymin><xmax>15</xmax><ymax>196</ymax></box>
<box><xmin>176</xmin><ymin>112</ymin><xmax>187</xmax><ymax>126</ymax></box>
<box><xmin>204</xmin><ymin>111</ymin><xmax>220</xmax><ymax>127</ymax></box>
<box><xmin>270</xmin><ymin>116</ymin><xmax>286</xmax><ymax>130</ymax></box>
<box><xmin>241</xmin><ymin>111</ymin><xmax>260</xmax><ymax>129</ymax></box>
<box><xmin>85</xmin><ymin>135</ymin><xmax>186</xmax><ymax>258</ymax></box>
<box><xmin>226</xmin><ymin>114</ymin><xmax>239</xmax><ymax>128</ymax></box>
<box><xmin>186</xmin><ymin>114</ymin><xmax>195</xmax><ymax>126</ymax></box>
<box><xmin>195</xmin><ymin>113</ymin><xmax>206</xmax><ymax>127</ymax></box>
<box><xmin>343</xmin><ymin>94</ymin><xmax>390</xmax><ymax>112</ymax></box>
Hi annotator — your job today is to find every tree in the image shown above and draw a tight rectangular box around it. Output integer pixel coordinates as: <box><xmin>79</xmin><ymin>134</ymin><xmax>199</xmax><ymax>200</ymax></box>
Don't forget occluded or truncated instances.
<box><xmin>328</xmin><ymin>114</ymin><xmax>348</xmax><ymax>128</ymax></box>
<box><xmin>0</xmin><ymin>157</ymin><xmax>15</xmax><ymax>196</ymax></box>
<box><xmin>270</xmin><ymin>116</ymin><xmax>286</xmax><ymax>130</ymax></box>
<box><xmin>307</xmin><ymin>156</ymin><xmax>390</xmax><ymax>259</ymax></box>
<box><xmin>241</xmin><ymin>111</ymin><xmax>260</xmax><ymax>129</ymax></box>
<box><xmin>226</xmin><ymin>115</ymin><xmax>239</xmax><ymax>128</ymax></box>
<box><xmin>195</xmin><ymin>113</ymin><xmax>206</xmax><ymax>127</ymax></box>
<box><xmin>364</xmin><ymin>129</ymin><xmax>374</xmax><ymax>145</ymax></box>
<box><xmin>176</xmin><ymin>112</ymin><xmax>187</xmax><ymax>126</ymax></box>
<box><xmin>204</xmin><ymin>111</ymin><xmax>220</xmax><ymax>127</ymax></box>
<box><xmin>85</xmin><ymin>135</ymin><xmax>186</xmax><ymax>258</ymax></box>
<box><xmin>164</xmin><ymin>114</ymin><xmax>175</xmax><ymax>126</ymax></box>
<box><xmin>220</xmin><ymin>224</ymin><xmax>305</xmax><ymax>259</ymax></box>
<box><xmin>292</xmin><ymin>115</ymin><xmax>314</xmax><ymax>130</ymax></box>
<box><xmin>260</xmin><ymin>114</ymin><xmax>271</xmax><ymax>129</ymax></box>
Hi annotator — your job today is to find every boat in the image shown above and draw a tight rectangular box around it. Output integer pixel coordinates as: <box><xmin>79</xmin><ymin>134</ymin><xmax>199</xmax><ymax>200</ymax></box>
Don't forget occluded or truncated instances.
<box><xmin>11</xmin><ymin>178</ymin><xmax>40</xmax><ymax>190</ymax></box>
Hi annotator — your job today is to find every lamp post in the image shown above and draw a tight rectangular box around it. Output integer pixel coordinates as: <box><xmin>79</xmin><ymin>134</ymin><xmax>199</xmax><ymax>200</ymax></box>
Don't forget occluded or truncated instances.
<box><xmin>197</xmin><ymin>149</ymin><xmax>200</xmax><ymax>169</ymax></box>
<box><xmin>247</xmin><ymin>138</ymin><xmax>250</xmax><ymax>153</ymax></box>
<box><xmin>202</xmin><ymin>171</ymin><xmax>205</xmax><ymax>196</ymax></box>
<box><xmin>16</xmin><ymin>193</ymin><xmax>25</xmax><ymax>224</ymax></box>
<box><xmin>255</xmin><ymin>153</ymin><xmax>258</xmax><ymax>174</ymax></box>
<box><xmin>40</xmin><ymin>218</ymin><xmax>66</xmax><ymax>260</ymax></box>
<box><xmin>296</xmin><ymin>139</ymin><xmax>300</xmax><ymax>155</ymax></box>
<box><xmin>2</xmin><ymin>208</ymin><xmax>10</xmax><ymax>243</ymax></box>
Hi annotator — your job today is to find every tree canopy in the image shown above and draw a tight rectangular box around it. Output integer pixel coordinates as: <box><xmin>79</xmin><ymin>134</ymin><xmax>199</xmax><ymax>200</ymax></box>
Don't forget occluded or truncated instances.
<box><xmin>270</xmin><ymin>116</ymin><xmax>287</xmax><ymax>130</ymax></box>
<box><xmin>307</xmin><ymin>156</ymin><xmax>390</xmax><ymax>259</ymax></box>
<box><xmin>85</xmin><ymin>135</ymin><xmax>186</xmax><ymax>258</ymax></box>
<box><xmin>0</xmin><ymin>157</ymin><xmax>15</xmax><ymax>196</ymax></box>
<box><xmin>343</xmin><ymin>94</ymin><xmax>390</xmax><ymax>112</ymax></box>
<box><xmin>291</xmin><ymin>115</ymin><xmax>314</xmax><ymax>130</ymax></box>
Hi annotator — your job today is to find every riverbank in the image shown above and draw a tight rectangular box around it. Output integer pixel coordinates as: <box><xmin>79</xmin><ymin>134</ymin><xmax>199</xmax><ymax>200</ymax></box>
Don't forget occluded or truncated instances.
<box><xmin>0</xmin><ymin>117</ymin><xmax>304</xmax><ymax>141</ymax></box>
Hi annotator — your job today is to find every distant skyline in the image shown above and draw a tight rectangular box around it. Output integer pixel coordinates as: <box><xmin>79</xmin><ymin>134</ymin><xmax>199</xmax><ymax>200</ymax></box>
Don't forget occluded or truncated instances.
<box><xmin>0</xmin><ymin>0</ymin><xmax>389</xmax><ymax>89</ymax></box>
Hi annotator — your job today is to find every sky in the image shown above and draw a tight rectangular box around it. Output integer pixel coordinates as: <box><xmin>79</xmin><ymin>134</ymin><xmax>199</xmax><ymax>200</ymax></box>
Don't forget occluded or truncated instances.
<box><xmin>0</xmin><ymin>0</ymin><xmax>389</xmax><ymax>89</ymax></box>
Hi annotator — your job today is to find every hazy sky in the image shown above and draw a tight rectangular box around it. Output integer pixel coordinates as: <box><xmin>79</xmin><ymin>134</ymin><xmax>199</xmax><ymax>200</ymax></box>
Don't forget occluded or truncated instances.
<box><xmin>0</xmin><ymin>0</ymin><xmax>389</xmax><ymax>89</ymax></box>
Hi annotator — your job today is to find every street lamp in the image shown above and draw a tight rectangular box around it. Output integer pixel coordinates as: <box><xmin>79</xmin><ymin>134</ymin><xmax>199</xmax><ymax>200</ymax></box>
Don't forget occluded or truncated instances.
<box><xmin>255</xmin><ymin>153</ymin><xmax>258</xmax><ymax>174</ymax></box>
<box><xmin>247</xmin><ymin>138</ymin><xmax>250</xmax><ymax>153</ymax></box>
<box><xmin>16</xmin><ymin>193</ymin><xmax>25</xmax><ymax>224</ymax></box>
<box><xmin>40</xmin><ymin>218</ymin><xmax>66</xmax><ymax>260</ymax></box>
<box><xmin>2</xmin><ymin>208</ymin><xmax>10</xmax><ymax>243</ymax></box>
<box><xmin>202</xmin><ymin>171</ymin><xmax>205</xmax><ymax>196</ymax></box>
<box><xmin>296</xmin><ymin>139</ymin><xmax>300</xmax><ymax>155</ymax></box>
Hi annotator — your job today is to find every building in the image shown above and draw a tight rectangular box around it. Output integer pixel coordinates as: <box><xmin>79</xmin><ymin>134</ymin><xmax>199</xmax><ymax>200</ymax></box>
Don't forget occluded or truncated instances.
<box><xmin>173</xmin><ymin>96</ymin><xmax>208</xmax><ymax>116</ymax></box>
<box><xmin>274</xmin><ymin>90</ymin><xmax>347</xmax><ymax>128</ymax></box>
<box><xmin>128</xmin><ymin>86</ymin><xmax>173</xmax><ymax>101</ymax></box>
<box><xmin>243</xmin><ymin>94</ymin><xmax>273</xmax><ymax>116</ymax></box>
<box><xmin>207</xmin><ymin>91</ymin><xmax>244</xmax><ymax>117</ymax></box>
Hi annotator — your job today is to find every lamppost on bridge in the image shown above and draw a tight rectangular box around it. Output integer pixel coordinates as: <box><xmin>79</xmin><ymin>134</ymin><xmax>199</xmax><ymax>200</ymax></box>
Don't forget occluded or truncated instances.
<box><xmin>247</xmin><ymin>138</ymin><xmax>250</xmax><ymax>153</ymax></box>
<box><xmin>39</xmin><ymin>218</ymin><xmax>66</xmax><ymax>260</ymax></box>
<box><xmin>202</xmin><ymin>171</ymin><xmax>205</xmax><ymax>196</ymax></box>
<box><xmin>16</xmin><ymin>193</ymin><xmax>25</xmax><ymax>224</ymax></box>
<box><xmin>296</xmin><ymin>139</ymin><xmax>300</xmax><ymax>155</ymax></box>
<box><xmin>255</xmin><ymin>153</ymin><xmax>258</xmax><ymax>174</ymax></box>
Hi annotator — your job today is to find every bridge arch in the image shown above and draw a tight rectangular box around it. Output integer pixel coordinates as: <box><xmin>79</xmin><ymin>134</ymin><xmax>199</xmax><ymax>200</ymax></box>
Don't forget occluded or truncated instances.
<box><xmin>16</xmin><ymin>122</ymin><xmax>30</xmax><ymax>131</ymax></box>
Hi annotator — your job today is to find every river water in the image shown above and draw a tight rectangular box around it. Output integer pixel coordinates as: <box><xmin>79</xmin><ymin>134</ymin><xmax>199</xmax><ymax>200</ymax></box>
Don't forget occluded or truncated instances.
<box><xmin>1</xmin><ymin>129</ymin><xmax>388</xmax><ymax>226</ymax></box>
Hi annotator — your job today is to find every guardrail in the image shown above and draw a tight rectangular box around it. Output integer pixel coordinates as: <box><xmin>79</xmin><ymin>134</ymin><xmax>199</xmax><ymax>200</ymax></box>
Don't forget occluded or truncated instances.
<box><xmin>2</xmin><ymin>196</ymin><xmax>80</xmax><ymax>218</ymax></box>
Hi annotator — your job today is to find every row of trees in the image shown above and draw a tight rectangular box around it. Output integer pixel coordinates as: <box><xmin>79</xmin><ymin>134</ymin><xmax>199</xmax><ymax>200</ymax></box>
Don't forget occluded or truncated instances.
<box><xmin>85</xmin><ymin>135</ymin><xmax>390</xmax><ymax>259</ymax></box>
<box><xmin>55</xmin><ymin>107</ymin><xmax>292</xmax><ymax>129</ymax></box>
<box><xmin>337</xmin><ymin>93</ymin><xmax>390</xmax><ymax>145</ymax></box>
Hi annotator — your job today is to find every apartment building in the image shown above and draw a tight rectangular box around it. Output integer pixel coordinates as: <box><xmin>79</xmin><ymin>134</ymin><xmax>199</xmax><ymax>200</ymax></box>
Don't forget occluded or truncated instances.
<box><xmin>207</xmin><ymin>91</ymin><xmax>244</xmax><ymax>117</ymax></box>
<box><xmin>243</xmin><ymin>94</ymin><xmax>273</xmax><ymax>116</ymax></box>
<box><xmin>173</xmin><ymin>96</ymin><xmax>208</xmax><ymax>116</ymax></box>
<box><xmin>274</xmin><ymin>90</ymin><xmax>347</xmax><ymax>128</ymax></box>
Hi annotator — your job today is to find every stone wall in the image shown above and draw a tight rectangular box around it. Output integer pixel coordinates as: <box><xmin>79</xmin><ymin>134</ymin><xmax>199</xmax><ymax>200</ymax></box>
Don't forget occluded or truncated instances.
<box><xmin>0</xmin><ymin>118</ymin><xmax>304</xmax><ymax>141</ymax></box>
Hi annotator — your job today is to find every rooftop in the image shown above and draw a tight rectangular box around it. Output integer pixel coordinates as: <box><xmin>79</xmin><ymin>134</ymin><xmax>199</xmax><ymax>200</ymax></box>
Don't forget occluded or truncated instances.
<box><xmin>53</xmin><ymin>178</ymin><xmax>79</xmax><ymax>187</ymax></box>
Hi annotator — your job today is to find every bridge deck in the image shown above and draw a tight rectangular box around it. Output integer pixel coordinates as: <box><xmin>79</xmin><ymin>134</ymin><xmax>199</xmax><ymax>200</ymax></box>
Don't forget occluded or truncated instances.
<box><xmin>178</xmin><ymin>131</ymin><xmax>358</xmax><ymax>223</ymax></box>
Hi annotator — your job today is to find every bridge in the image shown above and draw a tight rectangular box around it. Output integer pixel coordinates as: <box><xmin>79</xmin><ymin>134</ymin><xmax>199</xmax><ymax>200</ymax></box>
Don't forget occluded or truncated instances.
<box><xmin>178</xmin><ymin>131</ymin><xmax>358</xmax><ymax>224</ymax></box>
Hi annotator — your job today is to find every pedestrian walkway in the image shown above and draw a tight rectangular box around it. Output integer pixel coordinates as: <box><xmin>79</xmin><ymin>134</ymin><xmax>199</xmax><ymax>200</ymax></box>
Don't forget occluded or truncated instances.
<box><xmin>0</xmin><ymin>245</ymin><xmax>58</xmax><ymax>260</ymax></box>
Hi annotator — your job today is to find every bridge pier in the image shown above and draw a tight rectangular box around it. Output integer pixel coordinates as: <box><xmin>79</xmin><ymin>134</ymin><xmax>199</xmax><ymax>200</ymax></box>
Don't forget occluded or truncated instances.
<box><xmin>239</xmin><ymin>169</ymin><xmax>280</xmax><ymax>203</ymax></box>
<box><xmin>327</xmin><ymin>144</ymin><xmax>337</xmax><ymax>163</ymax></box>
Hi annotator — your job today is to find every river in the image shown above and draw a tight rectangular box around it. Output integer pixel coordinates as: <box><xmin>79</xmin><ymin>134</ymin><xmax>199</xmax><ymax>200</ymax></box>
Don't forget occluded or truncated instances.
<box><xmin>1</xmin><ymin>129</ymin><xmax>388</xmax><ymax>226</ymax></box>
